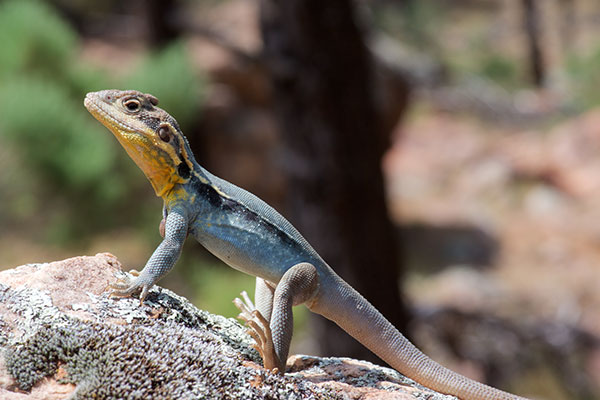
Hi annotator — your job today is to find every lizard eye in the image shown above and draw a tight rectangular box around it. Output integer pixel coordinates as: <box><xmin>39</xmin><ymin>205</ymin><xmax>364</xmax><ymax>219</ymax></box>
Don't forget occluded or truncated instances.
<box><xmin>123</xmin><ymin>98</ymin><xmax>141</xmax><ymax>113</ymax></box>
<box><xmin>157</xmin><ymin>125</ymin><xmax>171</xmax><ymax>142</ymax></box>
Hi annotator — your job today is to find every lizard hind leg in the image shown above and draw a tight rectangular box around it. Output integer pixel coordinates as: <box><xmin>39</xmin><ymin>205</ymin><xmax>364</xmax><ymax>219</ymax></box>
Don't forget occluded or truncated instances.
<box><xmin>234</xmin><ymin>262</ymin><xmax>320</xmax><ymax>373</ymax></box>
<box><xmin>253</xmin><ymin>278</ymin><xmax>275</xmax><ymax>323</ymax></box>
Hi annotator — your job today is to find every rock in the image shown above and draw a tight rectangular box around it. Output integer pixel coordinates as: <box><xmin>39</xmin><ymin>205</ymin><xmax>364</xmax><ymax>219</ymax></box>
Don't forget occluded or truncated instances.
<box><xmin>0</xmin><ymin>253</ymin><xmax>456</xmax><ymax>399</ymax></box>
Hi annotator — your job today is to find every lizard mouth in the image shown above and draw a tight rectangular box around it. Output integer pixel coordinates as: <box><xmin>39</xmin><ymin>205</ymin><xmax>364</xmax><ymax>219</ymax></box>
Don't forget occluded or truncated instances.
<box><xmin>84</xmin><ymin>92</ymin><xmax>157</xmax><ymax>155</ymax></box>
<box><xmin>84</xmin><ymin>94</ymin><xmax>138</xmax><ymax>134</ymax></box>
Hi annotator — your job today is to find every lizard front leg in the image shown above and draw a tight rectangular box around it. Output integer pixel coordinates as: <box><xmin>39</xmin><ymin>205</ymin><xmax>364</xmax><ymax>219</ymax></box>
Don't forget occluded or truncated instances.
<box><xmin>110</xmin><ymin>210</ymin><xmax>188</xmax><ymax>303</ymax></box>
<box><xmin>235</xmin><ymin>262</ymin><xmax>319</xmax><ymax>373</ymax></box>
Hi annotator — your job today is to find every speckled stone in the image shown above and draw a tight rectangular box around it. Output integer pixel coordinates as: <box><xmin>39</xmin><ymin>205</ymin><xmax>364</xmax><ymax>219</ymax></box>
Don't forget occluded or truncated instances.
<box><xmin>0</xmin><ymin>253</ymin><xmax>456</xmax><ymax>400</ymax></box>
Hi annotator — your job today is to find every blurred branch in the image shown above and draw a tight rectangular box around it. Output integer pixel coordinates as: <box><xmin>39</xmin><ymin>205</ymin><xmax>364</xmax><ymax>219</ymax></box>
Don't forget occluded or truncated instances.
<box><xmin>421</xmin><ymin>73</ymin><xmax>576</xmax><ymax>126</ymax></box>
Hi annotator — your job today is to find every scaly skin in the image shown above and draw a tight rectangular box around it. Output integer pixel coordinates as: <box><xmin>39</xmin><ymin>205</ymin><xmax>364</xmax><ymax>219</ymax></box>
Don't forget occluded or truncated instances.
<box><xmin>84</xmin><ymin>89</ymin><xmax>530</xmax><ymax>400</ymax></box>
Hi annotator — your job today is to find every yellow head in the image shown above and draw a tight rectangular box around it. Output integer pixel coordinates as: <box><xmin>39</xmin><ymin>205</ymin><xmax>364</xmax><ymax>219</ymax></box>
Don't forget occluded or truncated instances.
<box><xmin>84</xmin><ymin>90</ymin><xmax>195</xmax><ymax>198</ymax></box>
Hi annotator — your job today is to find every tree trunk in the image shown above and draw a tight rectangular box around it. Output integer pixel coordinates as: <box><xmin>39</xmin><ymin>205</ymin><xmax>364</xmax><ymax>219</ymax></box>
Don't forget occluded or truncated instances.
<box><xmin>522</xmin><ymin>0</ymin><xmax>545</xmax><ymax>87</ymax></box>
<box><xmin>146</xmin><ymin>0</ymin><xmax>181</xmax><ymax>48</ymax></box>
<box><xmin>259</xmin><ymin>0</ymin><xmax>409</xmax><ymax>364</ymax></box>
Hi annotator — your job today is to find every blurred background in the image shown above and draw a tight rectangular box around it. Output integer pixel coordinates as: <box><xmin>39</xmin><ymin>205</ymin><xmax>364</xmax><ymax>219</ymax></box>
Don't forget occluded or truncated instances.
<box><xmin>1</xmin><ymin>0</ymin><xmax>600</xmax><ymax>398</ymax></box>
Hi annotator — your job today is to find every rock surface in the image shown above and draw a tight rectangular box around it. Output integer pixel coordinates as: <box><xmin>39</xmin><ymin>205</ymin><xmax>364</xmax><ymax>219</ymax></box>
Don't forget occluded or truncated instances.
<box><xmin>0</xmin><ymin>253</ymin><xmax>456</xmax><ymax>399</ymax></box>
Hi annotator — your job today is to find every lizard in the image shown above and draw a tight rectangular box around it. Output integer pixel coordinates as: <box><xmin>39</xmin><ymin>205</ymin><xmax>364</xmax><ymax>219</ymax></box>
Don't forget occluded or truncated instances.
<box><xmin>84</xmin><ymin>89</ymin><xmax>530</xmax><ymax>400</ymax></box>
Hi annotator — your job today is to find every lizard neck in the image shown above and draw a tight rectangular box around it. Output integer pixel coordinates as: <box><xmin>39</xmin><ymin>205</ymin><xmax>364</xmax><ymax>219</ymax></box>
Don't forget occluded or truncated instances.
<box><xmin>160</xmin><ymin>156</ymin><xmax>224</xmax><ymax>209</ymax></box>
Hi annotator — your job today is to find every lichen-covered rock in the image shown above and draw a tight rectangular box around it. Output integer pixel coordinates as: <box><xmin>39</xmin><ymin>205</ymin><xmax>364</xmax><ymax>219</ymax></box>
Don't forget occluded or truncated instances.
<box><xmin>0</xmin><ymin>254</ymin><xmax>455</xmax><ymax>399</ymax></box>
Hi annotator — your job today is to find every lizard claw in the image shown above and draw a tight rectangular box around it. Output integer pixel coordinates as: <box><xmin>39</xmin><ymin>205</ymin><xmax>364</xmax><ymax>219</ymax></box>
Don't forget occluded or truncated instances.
<box><xmin>234</xmin><ymin>291</ymin><xmax>281</xmax><ymax>373</ymax></box>
<box><xmin>108</xmin><ymin>270</ymin><xmax>151</xmax><ymax>304</ymax></box>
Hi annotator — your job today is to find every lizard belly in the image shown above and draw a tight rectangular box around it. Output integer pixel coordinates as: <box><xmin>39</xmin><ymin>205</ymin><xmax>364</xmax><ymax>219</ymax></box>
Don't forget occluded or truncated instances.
<box><xmin>190</xmin><ymin>218</ymin><xmax>314</xmax><ymax>284</ymax></box>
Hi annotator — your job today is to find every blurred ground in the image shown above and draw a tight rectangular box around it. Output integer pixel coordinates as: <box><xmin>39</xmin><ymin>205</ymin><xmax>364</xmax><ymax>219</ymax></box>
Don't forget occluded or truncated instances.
<box><xmin>385</xmin><ymin>107</ymin><xmax>600</xmax><ymax>392</ymax></box>
<box><xmin>386</xmin><ymin>108</ymin><xmax>600</xmax><ymax>334</ymax></box>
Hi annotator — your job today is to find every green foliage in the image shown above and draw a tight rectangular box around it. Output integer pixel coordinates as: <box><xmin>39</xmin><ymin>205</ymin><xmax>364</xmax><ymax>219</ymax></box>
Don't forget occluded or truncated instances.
<box><xmin>0</xmin><ymin>78</ymin><xmax>114</xmax><ymax>190</ymax></box>
<box><xmin>0</xmin><ymin>0</ymin><xmax>114</xmax><ymax>193</ymax></box>
<box><xmin>0</xmin><ymin>0</ymin><xmax>204</xmax><ymax>244</ymax></box>
<box><xmin>400</xmin><ymin>1</ymin><xmax>444</xmax><ymax>50</ymax></box>
<box><xmin>188</xmin><ymin>261</ymin><xmax>256</xmax><ymax>318</ymax></box>
<box><xmin>374</xmin><ymin>0</ymin><xmax>445</xmax><ymax>53</ymax></box>
<box><xmin>374</xmin><ymin>1</ymin><xmax>526</xmax><ymax>91</ymax></box>
<box><xmin>0</xmin><ymin>0</ymin><xmax>120</xmax><ymax>242</ymax></box>
<box><xmin>0</xmin><ymin>0</ymin><xmax>75</xmax><ymax>79</ymax></box>
<box><xmin>478</xmin><ymin>55</ymin><xmax>518</xmax><ymax>87</ymax></box>
<box><xmin>567</xmin><ymin>46</ymin><xmax>600</xmax><ymax>108</ymax></box>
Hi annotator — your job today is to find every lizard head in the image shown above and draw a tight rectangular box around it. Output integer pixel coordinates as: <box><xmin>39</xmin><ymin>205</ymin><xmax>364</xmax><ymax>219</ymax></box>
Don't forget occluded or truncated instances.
<box><xmin>84</xmin><ymin>89</ymin><xmax>195</xmax><ymax>198</ymax></box>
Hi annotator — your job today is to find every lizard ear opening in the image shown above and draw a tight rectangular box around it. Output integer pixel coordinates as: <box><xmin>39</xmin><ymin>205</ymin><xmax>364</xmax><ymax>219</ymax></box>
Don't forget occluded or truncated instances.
<box><xmin>158</xmin><ymin>124</ymin><xmax>172</xmax><ymax>142</ymax></box>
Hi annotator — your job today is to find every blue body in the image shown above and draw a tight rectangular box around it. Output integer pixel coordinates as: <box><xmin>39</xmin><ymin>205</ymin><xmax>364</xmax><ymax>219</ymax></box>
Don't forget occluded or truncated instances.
<box><xmin>170</xmin><ymin>168</ymin><xmax>326</xmax><ymax>284</ymax></box>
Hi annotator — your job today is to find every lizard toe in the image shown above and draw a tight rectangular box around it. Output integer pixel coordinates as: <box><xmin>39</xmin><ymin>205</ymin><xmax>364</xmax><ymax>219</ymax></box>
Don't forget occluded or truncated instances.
<box><xmin>107</xmin><ymin>273</ymin><xmax>151</xmax><ymax>303</ymax></box>
<box><xmin>234</xmin><ymin>292</ymin><xmax>281</xmax><ymax>372</ymax></box>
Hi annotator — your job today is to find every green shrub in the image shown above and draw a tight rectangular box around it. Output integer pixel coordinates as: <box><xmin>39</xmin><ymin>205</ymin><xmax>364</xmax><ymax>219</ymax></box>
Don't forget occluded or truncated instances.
<box><xmin>0</xmin><ymin>0</ymin><xmax>204</xmax><ymax>244</ymax></box>
<box><xmin>0</xmin><ymin>78</ymin><xmax>114</xmax><ymax>190</ymax></box>
<box><xmin>0</xmin><ymin>0</ymin><xmax>75</xmax><ymax>80</ymax></box>
<box><xmin>567</xmin><ymin>46</ymin><xmax>600</xmax><ymax>108</ymax></box>
<box><xmin>479</xmin><ymin>55</ymin><xmax>518</xmax><ymax>87</ymax></box>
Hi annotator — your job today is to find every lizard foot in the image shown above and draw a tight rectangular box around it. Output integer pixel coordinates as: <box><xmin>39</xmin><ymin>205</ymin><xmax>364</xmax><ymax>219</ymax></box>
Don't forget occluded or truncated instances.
<box><xmin>108</xmin><ymin>270</ymin><xmax>151</xmax><ymax>305</ymax></box>
<box><xmin>234</xmin><ymin>291</ymin><xmax>281</xmax><ymax>373</ymax></box>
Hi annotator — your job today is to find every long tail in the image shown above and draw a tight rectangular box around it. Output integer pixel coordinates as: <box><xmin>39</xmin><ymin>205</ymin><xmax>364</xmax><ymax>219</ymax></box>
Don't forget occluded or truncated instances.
<box><xmin>310</xmin><ymin>273</ymin><xmax>529</xmax><ymax>400</ymax></box>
